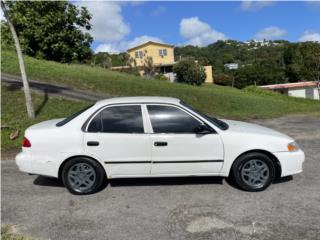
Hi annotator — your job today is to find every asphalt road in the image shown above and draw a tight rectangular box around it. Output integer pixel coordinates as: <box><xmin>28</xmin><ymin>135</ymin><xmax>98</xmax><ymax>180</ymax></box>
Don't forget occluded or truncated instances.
<box><xmin>1</xmin><ymin>115</ymin><xmax>320</xmax><ymax>240</ymax></box>
<box><xmin>1</xmin><ymin>73</ymin><xmax>108</xmax><ymax>102</ymax></box>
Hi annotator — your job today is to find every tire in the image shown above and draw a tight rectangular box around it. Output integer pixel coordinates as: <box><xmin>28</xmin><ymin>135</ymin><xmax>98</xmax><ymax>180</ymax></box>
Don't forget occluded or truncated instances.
<box><xmin>232</xmin><ymin>152</ymin><xmax>275</xmax><ymax>192</ymax></box>
<box><xmin>62</xmin><ymin>157</ymin><xmax>106</xmax><ymax>195</ymax></box>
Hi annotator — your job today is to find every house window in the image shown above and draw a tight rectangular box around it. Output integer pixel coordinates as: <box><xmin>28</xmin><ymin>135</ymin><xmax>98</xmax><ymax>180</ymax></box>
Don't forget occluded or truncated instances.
<box><xmin>159</xmin><ymin>49</ymin><xmax>167</xmax><ymax>57</ymax></box>
<box><xmin>135</xmin><ymin>51</ymin><xmax>144</xmax><ymax>59</ymax></box>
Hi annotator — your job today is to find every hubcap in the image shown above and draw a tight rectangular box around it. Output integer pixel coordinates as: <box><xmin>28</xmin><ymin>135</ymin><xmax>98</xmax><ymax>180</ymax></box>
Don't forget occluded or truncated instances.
<box><xmin>67</xmin><ymin>163</ymin><xmax>96</xmax><ymax>192</ymax></box>
<box><xmin>241</xmin><ymin>159</ymin><xmax>270</xmax><ymax>188</ymax></box>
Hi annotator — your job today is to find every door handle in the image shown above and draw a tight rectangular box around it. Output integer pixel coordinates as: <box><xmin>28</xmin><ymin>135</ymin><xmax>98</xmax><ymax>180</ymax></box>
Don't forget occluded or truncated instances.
<box><xmin>87</xmin><ymin>141</ymin><xmax>99</xmax><ymax>146</ymax></box>
<box><xmin>154</xmin><ymin>141</ymin><xmax>168</xmax><ymax>147</ymax></box>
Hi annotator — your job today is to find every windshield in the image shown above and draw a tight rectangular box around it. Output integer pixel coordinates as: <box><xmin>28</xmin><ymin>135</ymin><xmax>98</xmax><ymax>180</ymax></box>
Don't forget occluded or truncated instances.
<box><xmin>180</xmin><ymin>101</ymin><xmax>229</xmax><ymax>130</ymax></box>
<box><xmin>56</xmin><ymin>104</ymin><xmax>94</xmax><ymax>127</ymax></box>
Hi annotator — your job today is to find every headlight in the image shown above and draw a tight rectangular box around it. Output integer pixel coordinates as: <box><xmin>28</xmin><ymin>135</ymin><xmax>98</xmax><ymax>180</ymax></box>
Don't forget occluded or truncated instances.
<box><xmin>287</xmin><ymin>142</ymin><xmax>300</xmax><ymax>152</ymax></box>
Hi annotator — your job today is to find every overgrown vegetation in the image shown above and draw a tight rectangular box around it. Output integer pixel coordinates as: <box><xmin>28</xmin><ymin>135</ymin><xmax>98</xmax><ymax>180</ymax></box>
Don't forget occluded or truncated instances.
<box><xmin>173</xmin><ymin>60</ymin><xmax>206</xmax><ymax>85</ymax></box>
<box><xmin>175</xmin><ymin>40</ymin><xmax>320</xmax><ymax>88</ymax></box>
<box><xmin>1</xmin><ymin>225</ymin><xmax>30</xmax><ymax>240</ymax></box>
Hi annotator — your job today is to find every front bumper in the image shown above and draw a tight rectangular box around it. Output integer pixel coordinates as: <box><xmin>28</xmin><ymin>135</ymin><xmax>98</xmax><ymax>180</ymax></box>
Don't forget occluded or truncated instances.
<box><xmin>273</xmin><ymin>150</ymin><xmax>305</xmax><ymax>177</ymax></box>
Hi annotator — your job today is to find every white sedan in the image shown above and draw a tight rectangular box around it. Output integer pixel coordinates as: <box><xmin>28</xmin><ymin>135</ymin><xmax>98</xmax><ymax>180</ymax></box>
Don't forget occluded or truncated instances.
<box><xmin>16</xmin><ymin>97</ymin><xmax>304</xmax><ymax>194</ymax></box>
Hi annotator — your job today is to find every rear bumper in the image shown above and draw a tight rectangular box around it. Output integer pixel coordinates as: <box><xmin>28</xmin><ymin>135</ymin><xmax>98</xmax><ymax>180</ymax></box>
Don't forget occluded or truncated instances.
<box><xmin>273</xmin><ymin>150</ymin><xmax>305</xmax><ymax>177</ymax></box>
<box><xmin>15</xmin><ymin>151</ymin><xmax>33</xmax><ymax>174</ymax></box>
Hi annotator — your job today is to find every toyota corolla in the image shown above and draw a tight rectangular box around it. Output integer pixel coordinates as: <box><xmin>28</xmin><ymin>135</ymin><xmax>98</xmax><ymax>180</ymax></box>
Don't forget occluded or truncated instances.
<box><xmin>16</xmin><ymin>97</ymin><xmax>304</xmax><ymax>194</ymax></box>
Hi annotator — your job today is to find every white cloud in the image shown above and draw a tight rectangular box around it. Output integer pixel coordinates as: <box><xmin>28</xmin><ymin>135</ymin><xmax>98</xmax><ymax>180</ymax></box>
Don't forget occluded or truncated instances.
<box><xmin>94</xmin><ymin>35</ymin><xmax>163</xmax><ymax>53</ymax></box>
<box><xmin>241</xmin><ymin>1</ymin><xmax>275</xmax><ymax>11</ymax></box>
<box><xmin>151</xmin><ymin>6</ymin><xmax>166</xmax><ymax>17</ymax></box>
<box><xmin>76</xmin><ymin>1</ymin><xmax>130</xmax><ymax>42</ymax></box>
<box><xmin>0</xmin><ymin>8</ymin><xmax>4</xmax><ymax>21</ymax></box>
<box><xmin>305</xmin><ymin>1</ymin><xmax>320</xmax><ymax>7</ymax></box>
<box><xmin>179</xmin><ymin>17</ymin><xmax>227</xmax><ymax>47</ymax></box>
<box><xmin>122</xmin><ymin>35</ymin><xmax>163</xmax><ymax>50</ymax></box>
<box><xmin>95</xmin><ymin>43</ymin><xmax>120</xmax><ymax>53</ymax></box>
<box><xmin>299</xmin><ymin>30</ymin><xmax>320</xmax><ymax>42</ymax></box>
<box><xmin>254</xmin><ymin>26</ymin><xmax>286</xmax><ymax>40</ymax></box>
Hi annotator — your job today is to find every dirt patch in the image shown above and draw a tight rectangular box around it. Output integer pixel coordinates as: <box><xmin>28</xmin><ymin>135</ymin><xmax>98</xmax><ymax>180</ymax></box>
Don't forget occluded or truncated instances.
<box><xmin>1</xmin><ymin>149</ymin><xmax>20</xmax><ymax>160</ymax></box>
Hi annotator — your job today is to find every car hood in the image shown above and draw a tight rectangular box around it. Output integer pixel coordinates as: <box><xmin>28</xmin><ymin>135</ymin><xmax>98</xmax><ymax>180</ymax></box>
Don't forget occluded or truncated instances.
<box><xmin>222</xmin><ymin>119</ymin><xmax>293</xmax><ymax>141</ymax></box>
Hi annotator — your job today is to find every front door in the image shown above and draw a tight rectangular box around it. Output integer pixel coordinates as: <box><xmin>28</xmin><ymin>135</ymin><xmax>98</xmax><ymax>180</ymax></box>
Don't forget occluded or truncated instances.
<box><xmin>146</xmin><ymin>104</ymin><xmax>224</xmax><ymax>175</ymax></box>
<box><xmin>83</xmin><ymin>104</ymin><xmax>151</xmax><ymax>177</ymax></box>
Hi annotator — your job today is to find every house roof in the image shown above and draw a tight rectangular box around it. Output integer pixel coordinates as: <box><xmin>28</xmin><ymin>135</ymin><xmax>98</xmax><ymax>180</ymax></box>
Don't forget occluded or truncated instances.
<box><xmin>259</xmin><ymin>81</ymin><xmax>319</xmax><ymax>90</ymax></box>
<box><xmin>127</xmin><ymin>41</ymin><xmax>174</xmax><ymax>52</ymax></box>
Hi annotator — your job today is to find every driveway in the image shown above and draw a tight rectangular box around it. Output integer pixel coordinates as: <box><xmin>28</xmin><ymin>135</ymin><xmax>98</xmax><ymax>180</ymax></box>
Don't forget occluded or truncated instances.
<box><xmin>1</xmin><ymin>115</ymin><xmax>320</xmax><ymax>240</ymax></box>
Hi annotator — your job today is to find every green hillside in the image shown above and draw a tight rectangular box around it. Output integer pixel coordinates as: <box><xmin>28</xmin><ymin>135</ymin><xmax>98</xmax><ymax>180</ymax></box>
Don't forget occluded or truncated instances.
<box><xmin>2</xmin><ymin>50</ymin><xmax>320</xmax><ymax>120</ymax></box>
<box><xmin>1</xmin><ymin>84</ymin><xmax>89</xmax><ymax>151</ymax></box>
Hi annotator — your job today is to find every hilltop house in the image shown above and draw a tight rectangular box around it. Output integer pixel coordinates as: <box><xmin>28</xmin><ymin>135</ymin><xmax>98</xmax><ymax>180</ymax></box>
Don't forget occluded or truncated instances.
<box><xmin>259</xmin><ymin>82</ymin><xmax>320</xmax><ymax>100</ymax></box>
<box><xmin>111</xmin><ymin>41</ymin><xmax>213</xmax><ymax>83</ymax></box>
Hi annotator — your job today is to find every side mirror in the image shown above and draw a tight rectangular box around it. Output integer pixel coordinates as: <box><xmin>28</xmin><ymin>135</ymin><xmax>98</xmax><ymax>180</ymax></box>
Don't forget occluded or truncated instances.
<box><xmin>194</xmin><ymin>124</ymin><xmax>214</xmax><ymax>134</ymax></box>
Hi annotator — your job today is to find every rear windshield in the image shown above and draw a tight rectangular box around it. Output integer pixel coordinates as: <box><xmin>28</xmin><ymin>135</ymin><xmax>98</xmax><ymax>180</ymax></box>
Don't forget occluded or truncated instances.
<box><xmin>56</xmin><ymin>104</ymin><xmax>94</xmax><ymax>127</ymax></box>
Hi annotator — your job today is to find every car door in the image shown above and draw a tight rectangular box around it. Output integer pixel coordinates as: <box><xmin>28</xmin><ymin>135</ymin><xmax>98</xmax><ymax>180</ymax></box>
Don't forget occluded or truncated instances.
<box><xmin>83</xmin><ymin>104</ymin><xmax>151</xmax><ymax>177</ymax></box>
<box><xmin>146</xmin><ymin>104</ymin><xmax>224</xmax><ymax>175</ymax></box>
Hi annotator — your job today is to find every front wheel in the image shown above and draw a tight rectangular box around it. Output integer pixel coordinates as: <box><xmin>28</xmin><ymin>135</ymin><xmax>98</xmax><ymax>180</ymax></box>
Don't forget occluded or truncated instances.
<box><xmin>232</xmin><ymin>152</ymin><xmax>275</xmax><ymax>191</ymax></box>
<box><xmin>62</xmin><ymin>157</ymin><xmax>106</xmax><ymax>195</ymax></box>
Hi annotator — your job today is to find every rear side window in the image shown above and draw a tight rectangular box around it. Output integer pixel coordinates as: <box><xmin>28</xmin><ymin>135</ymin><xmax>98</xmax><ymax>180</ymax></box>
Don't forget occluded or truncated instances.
<box><xmin>147</xmin><ymin>105</ymin><xmax>201</xmax><ymax>133</ymax></box>
<box><xmin>56</xmin><ymin>104</ymin><xmax>93</xmax><ymax>127</ymax></box>
<box><xmin>88</xmin><ymin>105</ymin><xmax>144</xmax><ymax>133</ymax></box>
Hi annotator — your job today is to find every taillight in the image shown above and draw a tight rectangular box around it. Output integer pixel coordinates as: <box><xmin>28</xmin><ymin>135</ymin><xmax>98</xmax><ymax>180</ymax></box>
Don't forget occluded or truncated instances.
<box><xmin>22</xmin><ymin>137</ymin><xmax>31</xmax><ymax>147</ymax></box>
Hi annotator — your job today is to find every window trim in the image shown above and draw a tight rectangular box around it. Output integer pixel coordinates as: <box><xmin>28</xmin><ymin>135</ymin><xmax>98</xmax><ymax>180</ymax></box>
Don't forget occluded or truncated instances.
<box><xmin>159</xmin><ymin>49</ymin><xmax>168</xmax><ymax>57</ymax></box>
<box><xmin>82</xmin><ymin>102</ymin><xmax>218</xmax><ymax>134</ymax></box>
<box><xmin>85</xmin><ymin>104</ymin><xmax>146</xmax><ymax>134</ymax></box>
<box><xmin>145</xmin><ymin>104</ymin><xmax>215</xmax><ymax>134</ymax></box>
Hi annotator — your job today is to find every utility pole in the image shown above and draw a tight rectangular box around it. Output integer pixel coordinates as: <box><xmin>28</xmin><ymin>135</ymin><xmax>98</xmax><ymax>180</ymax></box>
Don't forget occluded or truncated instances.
<box><xmin>1</xmin><ymin>0</ymin><xmax>35</xmax><ymax>118</ymax></box>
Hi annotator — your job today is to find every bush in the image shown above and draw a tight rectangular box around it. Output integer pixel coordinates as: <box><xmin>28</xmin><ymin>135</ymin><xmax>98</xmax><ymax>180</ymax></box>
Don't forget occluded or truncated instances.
<box><xmin>154</xmin><ymin>74</ymin><xmax>168</xmax><ymax>81</ymax></box>
<box><xmin>243</xmin><ymin>86</ymin><xmax>281</xmax><ymax>97</ymax></box>
<box><xmin>214</xmin><ymin>72</ymin><xmax>233</xmax><ymax>86</ymax></box>
<box><xmin>173</xmin><ymin>60</ymin><xmax>206</xmax><ymax>85</ymax></box>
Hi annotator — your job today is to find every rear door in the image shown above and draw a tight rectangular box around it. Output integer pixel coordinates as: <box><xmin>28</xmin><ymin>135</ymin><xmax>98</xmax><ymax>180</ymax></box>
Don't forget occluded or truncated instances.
<box><xmin>83</xmin><ymin>104</ymin><xmax>151</xmax><ymax>177</ymax></box>
<box><xmin>146</xmin><ymin>104</ymin><xmax>224</xmax><ymax>175</ymax></box>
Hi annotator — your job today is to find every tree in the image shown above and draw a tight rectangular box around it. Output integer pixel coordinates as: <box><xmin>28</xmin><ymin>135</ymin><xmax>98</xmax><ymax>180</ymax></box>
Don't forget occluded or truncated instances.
<box><xmin>1</xmin><ymin>1</ymin><xmax>93</xmax><ymax>63</ymax></box>
<box><xmin>91</xmin><ymin>52</ymin><xmax>112</xmax><ymax>69</ymax></box>
<box><xmin>284</xmin><ymin>42</ymin><xmax>320</xmax><ymax>84</ymax></box>
<box><xmin>143</xmin><ymin>57</ymin><xmax>155</xmax><ymax>79</ymax></box>
<box><xmin>173</xmin><ymin>60</ymin><xmax>206</xmax><ymax>85</ymax></box>
<box><xmin>1</xmin><ymin>0</ymin><xmax>35</xmax><ymax>119</ymax></box>
<box><xmin>213</xmin><ymin>72</ymin><xmax>233</xmax><ymax>86</ymax></box>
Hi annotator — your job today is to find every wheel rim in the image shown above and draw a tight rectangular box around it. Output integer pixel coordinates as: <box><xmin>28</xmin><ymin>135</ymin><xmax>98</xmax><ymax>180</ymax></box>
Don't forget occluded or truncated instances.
<box><xmin>67</xmin><ymin>163</ymin><xmax>96</xmax><ymax>192</ymax></box>
<box><xmin>240</xmin><ymin>159</ymin><xmax>270</xmax><ymax>188</ymax></box>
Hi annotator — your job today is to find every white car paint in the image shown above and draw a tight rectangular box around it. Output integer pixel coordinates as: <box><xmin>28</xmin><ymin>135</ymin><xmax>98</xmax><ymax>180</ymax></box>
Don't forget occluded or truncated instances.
<box><xmin>16</xmin><ymin>97</ymin><xmax>304</xmax><ymax>180</ymax></box>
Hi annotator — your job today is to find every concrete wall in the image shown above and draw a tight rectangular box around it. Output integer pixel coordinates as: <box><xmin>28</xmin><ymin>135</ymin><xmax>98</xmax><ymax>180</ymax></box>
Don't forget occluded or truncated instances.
<box><xmin>204</xmin><ymin>66</ymin><xmax>213</xmax><ymax>83</ymax></box>
<box><xmin>288</xmin><ymin>87</ymin><xmax>319</xmax><ymax>100</ymax></box>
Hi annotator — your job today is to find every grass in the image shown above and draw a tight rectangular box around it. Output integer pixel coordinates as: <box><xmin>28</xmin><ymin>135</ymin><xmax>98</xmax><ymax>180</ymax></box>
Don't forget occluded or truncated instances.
<box><xmin>2</xmin><ymin>50</ymin><xmax>320</xmax><ymax>120</ymax></box>
<box><xmin>1</xmin><ymin>225</ymin><xmax>30</xmax><ymax>240</ymax></box>
<box><xmin>1</xmin><ymin>84</ymin><xmax>89</xmax><ymax>151</ymax></box>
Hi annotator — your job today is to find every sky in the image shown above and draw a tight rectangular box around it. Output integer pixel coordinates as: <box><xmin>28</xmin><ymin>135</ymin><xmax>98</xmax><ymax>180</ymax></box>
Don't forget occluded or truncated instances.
<box><xmin>2</xmin><ymin>1</ymin><xmax>320</xmax><ymax>53</ymax></box>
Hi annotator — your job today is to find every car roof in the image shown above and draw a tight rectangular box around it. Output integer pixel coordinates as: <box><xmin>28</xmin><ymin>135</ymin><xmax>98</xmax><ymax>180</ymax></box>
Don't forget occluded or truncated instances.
<box><xmin>95</xmin><ymin>96</ymin><xmax>180</xmax><ymax>107</ymax></box>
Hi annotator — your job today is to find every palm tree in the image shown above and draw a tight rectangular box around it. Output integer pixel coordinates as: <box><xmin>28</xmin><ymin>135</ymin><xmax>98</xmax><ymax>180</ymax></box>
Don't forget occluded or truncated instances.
<box><xmin>1</xmin><ymin>0</ymin><xmax>35</xmax><ymax>118</ymax></box>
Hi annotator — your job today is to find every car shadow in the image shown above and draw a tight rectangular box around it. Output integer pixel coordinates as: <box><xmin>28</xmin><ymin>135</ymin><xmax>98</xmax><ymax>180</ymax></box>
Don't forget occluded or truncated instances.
<box><xmin>33</xmin><ymin>176</ymin><xmax>64</xmax><ymax>188</ymax></box>
<box><xmin>33</xmin><ymin>174</ymin><xmax>293</xmax><ymax>192</ymax></box>
<box><xmin>273</xmin><ymin>175</ymin><xmax>293</xmax><ymax>184</ymax></box>
<box><xmin>108</xmin><ymin>176</ymin><xmax>224</xmax><ymax>187</ymax></box>
<box><xmin>33</xmin><ymin>175</ymin><xmax>224</xmax><ymax>189</ymax></box>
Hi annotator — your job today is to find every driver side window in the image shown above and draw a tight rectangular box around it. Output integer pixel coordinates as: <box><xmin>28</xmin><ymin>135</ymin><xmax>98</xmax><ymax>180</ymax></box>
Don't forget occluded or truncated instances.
<box><xmin>147</xmin><ymin>105</ymin><xmax>201</xmax><ymax>134</ymax></box>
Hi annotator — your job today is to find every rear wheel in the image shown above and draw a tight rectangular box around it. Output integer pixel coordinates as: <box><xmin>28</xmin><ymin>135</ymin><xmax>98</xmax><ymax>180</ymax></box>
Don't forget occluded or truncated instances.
<box><xmin>62</xmin><ymin>157</ymin><xmax>106</xmax><ymax>195</ymax></box>
<box><xmin>232</xmin><ymin>152</ymin><xmax>275</xmax><ymax>191</ymax></box>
